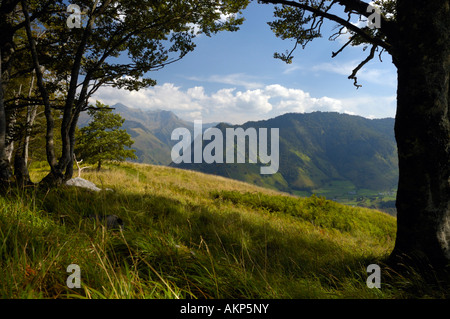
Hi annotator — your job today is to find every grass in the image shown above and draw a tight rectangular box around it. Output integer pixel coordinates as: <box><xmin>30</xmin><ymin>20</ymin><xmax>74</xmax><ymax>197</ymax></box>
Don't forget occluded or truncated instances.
<box><xmin>292</xmin><ymin>179</ymin><xmax>397</xmax><ymax>216</ymax></box>
<box><xmin>0</xmin><ymin>161</ymin><xmax>446</xmax><ymax>298</ymax></box>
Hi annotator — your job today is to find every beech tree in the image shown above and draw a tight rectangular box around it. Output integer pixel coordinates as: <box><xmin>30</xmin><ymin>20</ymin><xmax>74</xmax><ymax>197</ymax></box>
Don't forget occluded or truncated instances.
<box><xmin>260</xmin><ymin>0</ymin><xmax>450</xmax><ymax>270</ymax></box>
<box><xmin>0</xmin><ymin>0</ymin><xmax>250</xmax><ymax>186</ymax></box>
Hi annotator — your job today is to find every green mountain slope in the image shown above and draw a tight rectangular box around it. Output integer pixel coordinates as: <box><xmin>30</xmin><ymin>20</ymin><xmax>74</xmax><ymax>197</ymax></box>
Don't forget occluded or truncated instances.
<box><xmin>172</xmin><ymin>112</ymin><xmax>398</xmax><ymax>195</ymax></box>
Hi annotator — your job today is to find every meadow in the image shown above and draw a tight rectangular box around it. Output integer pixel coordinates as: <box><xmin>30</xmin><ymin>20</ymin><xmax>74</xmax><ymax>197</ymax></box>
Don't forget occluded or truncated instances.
<box><xmin>0</xmin><ymin>162</ymin><xmax>446</xmax><ymax>298</ymax></box>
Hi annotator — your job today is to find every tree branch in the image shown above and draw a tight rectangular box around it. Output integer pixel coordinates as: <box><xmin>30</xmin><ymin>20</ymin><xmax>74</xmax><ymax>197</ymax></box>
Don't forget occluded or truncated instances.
<box><xmin>73</xmin><ymin>154</ymin><xmax>91</xmax><ymax>178</ymax></box>
<box><xmin>260</xmin><ymin>0</ymin><xmax>392</xmax><ymax>52</ymax></box>
<box><xmin>12</xmin><ymin>0</ymin><xmax>53</xmax><ymax>32</ymax></box>
<box><xmin>332</xmin><ymin>34</ymin><xmax>356</xmax><ymax>58</ymax></box>
<box><xmin>348</xmin><ymin>44</ymin><xmax>377</xmax><ymax>88</ymax></box>
<box><xmin>334</xmin><ymin>0</ymin><xmax>397</xmax><ymax>39</ymax></box>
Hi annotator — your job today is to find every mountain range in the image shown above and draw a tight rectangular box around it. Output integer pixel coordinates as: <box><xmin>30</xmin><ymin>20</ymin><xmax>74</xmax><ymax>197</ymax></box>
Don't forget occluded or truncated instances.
<box><xmin>79</xmin><ymin>103</ymin><xmax>219</xmax><ymax>165</ymax></box>
<box><xmin>79</xmin><ymin>103</ymin><xmax>398</xmax><ymax>196</ymax></box>
<box><xmin>171</xmin><ymin>111</ymin><xmax>398</xmax><ymax>194</ymax></box>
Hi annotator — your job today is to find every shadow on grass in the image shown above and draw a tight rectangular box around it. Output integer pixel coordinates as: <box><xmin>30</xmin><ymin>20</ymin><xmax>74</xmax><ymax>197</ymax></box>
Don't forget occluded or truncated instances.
<box><xmin>26</xmin><ymin>186</ymin><xmax>389</xmax><ymax>298</ymax></box>
<box><xmin>8</xmin><ymin>186</ymin><xmax>444</xmax><ymax>298</ymax></box>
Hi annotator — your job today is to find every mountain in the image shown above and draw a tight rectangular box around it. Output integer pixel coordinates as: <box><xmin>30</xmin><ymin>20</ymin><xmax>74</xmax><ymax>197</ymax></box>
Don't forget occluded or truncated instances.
<box><xmin>79</xmin><ymin>103</ymin><xmax>222</xmax><ymax>165</ymax></box>
<box><xmin>79</xmin><ymin>105</ymin><xmax>398</xmax><ymax>200</ymax></box>
<box><xmin>170</xmin><ymin>112</ymin><xmax>398</xmax><ymax>195</ymax></box>
<box><xmin>112</xmin><ymin>104</ymin><xmax>195</xmax><ymax>164</ymax></box>
<box><xmin>79</xmin><ymin>103</ymin><xmax>194</xmax><ymax>165</ymax></box>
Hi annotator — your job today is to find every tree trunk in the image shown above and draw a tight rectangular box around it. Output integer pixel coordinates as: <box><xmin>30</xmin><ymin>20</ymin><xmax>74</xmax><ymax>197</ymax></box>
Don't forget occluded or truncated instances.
<box><xmin>0</xmin><ymin>2</ymin><xmax>21</xmax><ymax>186</ymax></box>
<box><xmin>0</xmin><ymin>51</ymin><xmax>13</xmax><ymax>184</ymax></box>
<box><xmin>21</xmin><ymin>0</ymin><xmax>58</xmax><ymax>187</ymax></box>
<box><xmin>14</xmin><ymin>104</ymin><xmax>36</xmax><ymax>187</ymax></box>
<box><xmin>18</xmin><ymin>76</ymin><xmax>38</xmax><ymax>185</ymax></box>
<box><xmin>13</xmin><ymin>153</ymin><xmax>30</xmax><ymax>186</ymax></box>
<box><xmin>63</xmin><ymin>109</ymin><xmax>81</xmax><ymax>181</ymax></box>
<box><xmin>5</xmin><ymin>107</ymin><xmax>16</xmax><ymax>162</ymax></box>
<box><xmin>390</xmin><ymin>0</ymin><xmax>450</xmax><ymax>269</ymax></box>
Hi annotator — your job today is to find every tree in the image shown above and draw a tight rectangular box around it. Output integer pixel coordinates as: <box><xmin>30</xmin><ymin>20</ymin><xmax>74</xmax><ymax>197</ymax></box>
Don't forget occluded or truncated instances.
<box><xmin>1</xmin><ymin>0</ymin><xmax>250</xmax><ymax>186</ymax></box>
<box><xmin>0</xmin><ymin>0</ymin><xmax>28</xmax><ymax>184</ymax></box>
<box><xmin>259</xmin><ymin>0</ymin><xmax>450</xmax><ymax>270</ymax></box>
<box><xmin>0</xmin><ymin>0</ymin><xmax>54</xmax><ymax>186</ymax></box>
<box><xmin>75</xmin><ymin>101</ymin><xmax>137</xmax><ymax>171</ymax></box>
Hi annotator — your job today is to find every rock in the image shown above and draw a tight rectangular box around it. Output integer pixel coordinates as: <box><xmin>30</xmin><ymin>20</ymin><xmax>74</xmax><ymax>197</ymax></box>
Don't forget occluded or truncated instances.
<box><xmin>105</xmin><ymin>214</ymin><xmax>124</xmax><ymax>231</ymax></box>
<box><xmin>87</xmin><ymin>214</ymin><xmax>124</xmax><ymax>231</ymax></box>
<box><xmin>65</xmin><ymin>177</ymin><xmax>102</xmax><ymax>192</ymax></box>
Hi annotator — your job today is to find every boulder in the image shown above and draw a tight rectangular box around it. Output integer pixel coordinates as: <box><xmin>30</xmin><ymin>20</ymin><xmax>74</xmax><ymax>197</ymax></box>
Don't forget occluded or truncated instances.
<box><xmin>87</xmin><ymin>214</ymin><xmax>124</xmax><ymax>231</ymax></box>
<box><xmin>65</xmin><ymin>177</ymin><xmax>102</xmax><ymax>192</ymax></box>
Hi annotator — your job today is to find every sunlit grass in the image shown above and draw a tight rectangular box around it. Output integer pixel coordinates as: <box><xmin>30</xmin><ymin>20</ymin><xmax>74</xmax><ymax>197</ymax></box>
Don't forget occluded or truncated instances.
<box><xmin>0</xmin><ymin>161</ymin><xmax>443</xmax><ymax>298</ymax></box>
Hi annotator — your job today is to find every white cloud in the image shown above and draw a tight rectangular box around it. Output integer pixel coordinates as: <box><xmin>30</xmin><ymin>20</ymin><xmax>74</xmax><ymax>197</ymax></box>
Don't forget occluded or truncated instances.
<box><xmin>91</xmin><ymin>82</ymin><xmax>394</xmax><ymax>124</ymax></box>
<box><xmin>312</xmin><ymin>60</ymin><xmax>397</xmax><ymax>87</ymax></box>
<box><xmin>281</xmin><ymin>63</ymin><xmax>304</xmax><ymax>75</ymax></box>
<box><xmin>187</xmin><ymin>73</ymin><xmax>265</xmax><ymax>90</ymax></box>
<box><xmin>339</xmin><ymin>94</ymin><xmax>396</xmax><ymax>118</ymax></box>
<box><xmin>312</xmin><ymin>60</ymin><xmax>356</xmax><ymax>76</ymax></box>
<box><xmin>187</xmin><ymin>86</ymin><xmax>206</xmax><ymax>100</ymax></box>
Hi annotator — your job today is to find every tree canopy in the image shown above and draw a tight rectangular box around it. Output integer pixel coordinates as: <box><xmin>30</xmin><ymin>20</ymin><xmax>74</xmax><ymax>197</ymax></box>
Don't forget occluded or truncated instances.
<box><xmin>75</xmin><ymin>101</ymin><xmax>136</xmax><ymax>170</ymax></box>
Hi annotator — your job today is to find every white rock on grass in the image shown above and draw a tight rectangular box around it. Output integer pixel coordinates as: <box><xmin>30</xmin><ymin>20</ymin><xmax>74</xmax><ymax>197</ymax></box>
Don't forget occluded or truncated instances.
<box><xmin>65</xmin><ymin>177</ymin><xmax>102</xmax><ymax>192</ymax></box>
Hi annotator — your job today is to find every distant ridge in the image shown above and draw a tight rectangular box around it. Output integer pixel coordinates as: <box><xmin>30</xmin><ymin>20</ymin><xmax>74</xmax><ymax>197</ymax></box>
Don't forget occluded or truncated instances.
<box><xmin>171</xmin><ymin>111</ymin><xmax>398</xmax><ymax>194</ymax></box>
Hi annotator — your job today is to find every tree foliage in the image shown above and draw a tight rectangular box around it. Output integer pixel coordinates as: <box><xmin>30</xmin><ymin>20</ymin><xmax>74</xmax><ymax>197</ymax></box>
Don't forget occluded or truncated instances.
<box><xmin>75</xmin><ymin>101</ymin><xmax>136</xmax><ymax>170</ymax></box>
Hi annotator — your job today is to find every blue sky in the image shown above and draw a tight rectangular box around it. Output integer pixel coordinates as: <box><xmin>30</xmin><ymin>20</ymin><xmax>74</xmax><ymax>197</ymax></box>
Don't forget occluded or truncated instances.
<box><xmin>92</xmin><ymin>1</ymin><xmax>397</xmax><ymax>124</ymax></box>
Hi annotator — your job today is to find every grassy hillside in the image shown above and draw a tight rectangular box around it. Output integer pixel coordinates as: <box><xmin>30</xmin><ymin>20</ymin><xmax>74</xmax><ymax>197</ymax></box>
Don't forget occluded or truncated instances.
<box><xmin>0</xmin><ymin>162</ymin><xmax>444</xmax><ymax>299</ymax></box>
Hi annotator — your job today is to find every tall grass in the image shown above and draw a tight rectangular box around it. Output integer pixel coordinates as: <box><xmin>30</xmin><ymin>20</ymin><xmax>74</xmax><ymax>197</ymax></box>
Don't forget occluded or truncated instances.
<box><xmin>0</xmin><ymin>161</ymin><xmax>445</xmax><ymax>298</ymax></box>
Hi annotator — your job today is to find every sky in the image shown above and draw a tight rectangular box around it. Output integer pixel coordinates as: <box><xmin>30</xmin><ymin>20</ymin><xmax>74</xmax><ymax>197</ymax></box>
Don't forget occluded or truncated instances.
<box><xmin>91</xmin><ymin>1</ymin><xmax>398</xmax><ymax>125</ymax></box>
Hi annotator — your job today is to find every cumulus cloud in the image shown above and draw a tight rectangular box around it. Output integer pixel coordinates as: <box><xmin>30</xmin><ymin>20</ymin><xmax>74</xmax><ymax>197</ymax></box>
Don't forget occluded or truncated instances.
<box><xmin>90</xmin><ymin>82</ymin><xmax>392</xmax><ymax>124</ymax></box>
